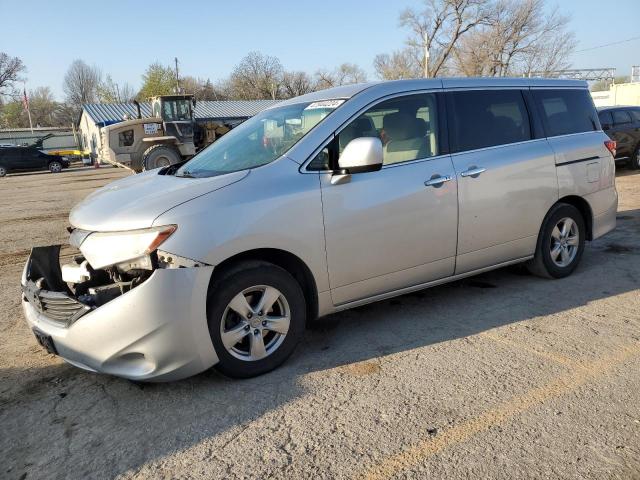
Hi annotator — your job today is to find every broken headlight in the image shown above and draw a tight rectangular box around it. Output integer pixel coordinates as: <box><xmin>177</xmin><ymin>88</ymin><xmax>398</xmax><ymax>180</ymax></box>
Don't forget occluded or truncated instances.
<box><xmin>77</xmin><ymin>225</ymin><xmax>177</xmax><ymax>270</ymax></box>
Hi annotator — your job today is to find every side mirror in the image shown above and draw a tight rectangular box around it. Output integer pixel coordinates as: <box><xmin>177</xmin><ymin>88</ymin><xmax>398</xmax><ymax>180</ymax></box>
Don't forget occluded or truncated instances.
<box><xmin>602</xmin><ymin>123</ymin><xmax>611</xmax><ymax>131</ymax></box>
<box><xmin>337</xmin><ymin>137</ymin><xmax>383</xmax><ymax>174</ymax></box>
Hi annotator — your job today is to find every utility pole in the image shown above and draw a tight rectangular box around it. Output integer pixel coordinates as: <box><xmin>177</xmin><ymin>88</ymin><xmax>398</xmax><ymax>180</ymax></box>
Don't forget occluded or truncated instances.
<box><xmin>424</xmin><ymin>32</ymin><xmax>430</xmax><ymax>78</ymax></box>
<box><xmin>23</xmin><ymin>82</ymin><xmax>34</xmax><ymax>134</ymax></box>
<box><xmin>174</xmin><ymin>57</ymin><xmax>180</xmax><ymax>93</ymax></box>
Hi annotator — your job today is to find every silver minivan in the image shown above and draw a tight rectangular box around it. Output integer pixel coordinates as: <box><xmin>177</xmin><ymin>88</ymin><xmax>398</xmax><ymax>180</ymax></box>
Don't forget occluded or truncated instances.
<box><xmin>21</xmin><ymin>78</ymin><xmax>618</xmax><ymax>381</ymax></box>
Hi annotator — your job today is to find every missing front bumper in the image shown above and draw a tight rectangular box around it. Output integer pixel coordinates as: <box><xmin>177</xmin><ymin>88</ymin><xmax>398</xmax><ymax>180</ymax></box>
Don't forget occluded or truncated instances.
<box><xmin>22</xmin><ymin>246</ymin><xmax>91</xmax><ymax>328</ymax></box>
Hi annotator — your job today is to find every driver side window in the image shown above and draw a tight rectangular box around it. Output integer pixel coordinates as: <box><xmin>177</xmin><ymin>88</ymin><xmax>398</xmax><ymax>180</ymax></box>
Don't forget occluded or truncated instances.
<box><xmin>306</xmin><ymin>93</ymin><xmax>440</xmax><ymax>171</ymax></box>
<box><xmin>340</xmin><ymin>94</ymin><xmax>439</xmax><ymax>166</ymax></box>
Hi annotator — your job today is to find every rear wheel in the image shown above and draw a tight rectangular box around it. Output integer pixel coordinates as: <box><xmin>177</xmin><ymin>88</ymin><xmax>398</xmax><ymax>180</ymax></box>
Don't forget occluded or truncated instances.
<box><xmin>48</xmin><ymin>160</ymin><xmax>62</xmax><ymax>173</ymax></box>
<box><xmin>207</xmin><ymin>262</ymin><xmax>306</xmax><ymax>378</ymax></box>
<box><xmin>142</xmin><ymin>145</ymin><xmax>181</xmax><ymax>171</ymax></box>
<box><xmin>0</xmin><ymin>165</ymin><xmax>6</xmax><ymax>177</ymax></box>
<box><xmin>527</xmin><ymin>203</ymin><xmax>585</xmax><ymax>279</ymax></box>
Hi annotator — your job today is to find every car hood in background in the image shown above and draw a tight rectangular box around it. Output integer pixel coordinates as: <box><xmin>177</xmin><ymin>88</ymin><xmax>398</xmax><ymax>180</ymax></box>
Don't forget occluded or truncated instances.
<box><xmin>69</xmin><ymin>169</ymin><xmax>249</xmax><ymax>231</ymax></box>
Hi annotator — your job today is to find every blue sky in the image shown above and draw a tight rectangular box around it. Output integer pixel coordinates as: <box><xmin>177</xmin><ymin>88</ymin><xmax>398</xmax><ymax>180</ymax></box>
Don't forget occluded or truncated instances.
<box><xmin>2</xmin><ymin>0</ymin><xmax>639</xmax><ymax>99</ymax></box>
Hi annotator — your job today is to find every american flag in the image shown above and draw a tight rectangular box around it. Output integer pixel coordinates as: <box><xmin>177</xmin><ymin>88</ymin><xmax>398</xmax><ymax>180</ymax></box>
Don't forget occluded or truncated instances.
<box><xmin>22</xmin><ymin>88</ymin><xmax>29</xmax><ymax>111</ymax></box>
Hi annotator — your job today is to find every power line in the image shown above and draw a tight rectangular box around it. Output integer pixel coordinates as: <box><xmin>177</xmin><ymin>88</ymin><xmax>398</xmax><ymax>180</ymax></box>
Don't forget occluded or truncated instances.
<box><xmin>574</xmin><ymin>35</ymin><xmax>640</xmax><ymax>53</ymax></box>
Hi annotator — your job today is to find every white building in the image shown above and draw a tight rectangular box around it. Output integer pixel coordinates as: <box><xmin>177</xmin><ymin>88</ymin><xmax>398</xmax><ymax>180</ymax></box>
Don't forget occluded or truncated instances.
<box><xmin>591</xmin><ymin>82</ymin><xmax>640</xmax><ymax>107</ymax></box>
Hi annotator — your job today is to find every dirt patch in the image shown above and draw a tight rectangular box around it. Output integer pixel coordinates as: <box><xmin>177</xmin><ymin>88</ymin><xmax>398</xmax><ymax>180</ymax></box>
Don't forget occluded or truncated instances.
<box><xmin>340</xmin><ymin>361</ymin><xmax>381</xmax><ymax>376</ymax></box>
<box><xmin>0</xmin><ymin>212</ymin><xmax>69</xmax><ymax>227</ymax></box>
<box><xmin>0</xmin><ymin>249</ymin><xmax>30</xmax><ymax>267</ymax></box>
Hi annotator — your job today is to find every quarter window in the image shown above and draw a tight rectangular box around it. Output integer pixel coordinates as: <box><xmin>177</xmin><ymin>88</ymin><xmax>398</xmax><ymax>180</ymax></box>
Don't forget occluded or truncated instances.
<box><xmin>612</xmin><ymin>110</ymin><xmax>632</xmax><ymax>125</ymax></box>
<box><xmin>532</xmin><ymin>89</ymin><xmax>598</xmax><ymax>137</ymax></box>
<box><xmin>118</xmin><ymin>129</ymin><xmax>134</xmax><ymax>147</ymax></box>
<box><xmin>338</xmin><ymin>93</ymin><xmax>439</xmax><ymax>166</ymax></box>
<box><xmin>448</xmin><ymin>90</ymin><xmax>531</xmax><ymax>152</ymax></box>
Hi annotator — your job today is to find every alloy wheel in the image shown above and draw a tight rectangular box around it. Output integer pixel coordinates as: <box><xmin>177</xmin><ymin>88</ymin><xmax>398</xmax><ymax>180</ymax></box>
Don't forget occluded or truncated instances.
<box><xmin>550</xmin><ymin>217</ymin><xmax>579</xmax><ymax>267</ymax></box>
<box><xmin>220</xmin><ymin>285</ymin><xmax>291</xmax><ymax>362</ymax></box>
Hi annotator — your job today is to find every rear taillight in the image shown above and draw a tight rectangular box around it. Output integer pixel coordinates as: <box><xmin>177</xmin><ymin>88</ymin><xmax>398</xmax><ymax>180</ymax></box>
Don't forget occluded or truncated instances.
<box><xmin>605</xmin><ymin>140</ymin><xmax>617</xmax><ymax>157</ymax></box>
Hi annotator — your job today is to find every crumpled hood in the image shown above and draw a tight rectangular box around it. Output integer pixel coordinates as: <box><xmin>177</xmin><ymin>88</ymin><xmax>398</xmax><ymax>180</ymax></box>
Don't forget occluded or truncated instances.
<box><xmin>69</xmin><ymin>169</ymin><xmax>249</xmax><ymax>231</ymax></box>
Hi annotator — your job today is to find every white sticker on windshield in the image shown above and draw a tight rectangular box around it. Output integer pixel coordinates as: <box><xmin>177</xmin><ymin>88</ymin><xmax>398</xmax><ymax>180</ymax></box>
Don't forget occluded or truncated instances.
<box><xmin>305</xmin><ymin>99</ymin><xmax>346</xmax><ymax>110</ymax></box>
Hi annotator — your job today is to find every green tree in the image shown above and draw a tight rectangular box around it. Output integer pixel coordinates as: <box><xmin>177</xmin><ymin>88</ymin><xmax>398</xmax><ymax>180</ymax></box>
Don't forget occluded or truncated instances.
<box><xmin>0</xmin><ymin>100</ymin><xmax>27</xmax><ymax>128</ymax></box>
<box><xmin>138</xmin><ymin>62</ymin><xmax>176</xmax><ymax>99</ymax></box>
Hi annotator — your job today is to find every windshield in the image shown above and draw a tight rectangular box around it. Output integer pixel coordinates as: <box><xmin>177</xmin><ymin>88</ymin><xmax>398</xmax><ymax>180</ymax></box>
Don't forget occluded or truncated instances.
<box><xmin>163</xmin><ymin>99</ymin><xmax>192</xmax><ymax>121</ymax></box>
<box><xmin>177</xmin><ymin>99</ymin><xmax>345</xmax><ymax>178</ymax></box>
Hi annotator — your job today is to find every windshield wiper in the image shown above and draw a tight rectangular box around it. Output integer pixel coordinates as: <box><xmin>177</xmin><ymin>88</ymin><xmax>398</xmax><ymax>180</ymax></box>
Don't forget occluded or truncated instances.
<box><xmin>177</xmin><ymin>170</ymin><xmax>196</xmax><ymax>178</ymax></box>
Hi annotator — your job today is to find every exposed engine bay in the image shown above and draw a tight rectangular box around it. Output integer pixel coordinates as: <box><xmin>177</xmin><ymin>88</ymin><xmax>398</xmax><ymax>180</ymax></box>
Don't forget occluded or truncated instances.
<box><xmin>22</xmin><ymin>234</ymin><xmax>206</xmax><ymax>328</ymax></box>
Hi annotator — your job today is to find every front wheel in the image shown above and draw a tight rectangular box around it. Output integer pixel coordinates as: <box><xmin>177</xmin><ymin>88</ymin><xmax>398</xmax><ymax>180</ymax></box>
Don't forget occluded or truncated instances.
<box><xmin>527</xmin><ymin>203</ymin><xmax>585</xmax><ymax>279</ymax></box>
<box><xmin>48</xmin><ymin>161</ymin><xmax>62</xmax><ymax>173</ymax></box>
<box><xmin>142</xmin><ymin>145</ymin><xmax>181</xmax><ymax>171</ymax></box>
<box><xmin>0</xmin><ymin>165</ymin><xmax>7</xmax><ymax>177</ymax></box>
<box><xmin>207</xmin><ymin>262</ymin><xmax>306</xmax><ymax>378</ymax></box>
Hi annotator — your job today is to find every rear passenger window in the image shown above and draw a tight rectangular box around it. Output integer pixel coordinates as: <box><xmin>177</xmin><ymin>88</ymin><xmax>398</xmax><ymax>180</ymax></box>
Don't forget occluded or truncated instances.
<box><xmin>532</xmin><ymin>89</ymin><xmax>598</xmax><ymax>137</ymax></box>
<box><xmin>448</xmin><ymin>90</ymin><xmax>531</xmax><ymax>152</ymax></box>
<box><xmin>338</xmin><ymin>93</ymin><xmax>439</xmax><ymax>165</ymax></box>
<box><xmin>612</xmin><ymin>110</ymin><xmax>632</xmax><ymax>125</ymax></box>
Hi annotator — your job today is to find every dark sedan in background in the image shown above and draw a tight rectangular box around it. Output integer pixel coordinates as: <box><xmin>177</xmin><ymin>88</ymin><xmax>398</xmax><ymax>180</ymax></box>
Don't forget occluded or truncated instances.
<box><xmin>0</xmin><ymin>145</ymin><xmax>70</xmax><ymax>177</ymax></box>
<box><xmin>598</xmin><ymin>106</ymin><xmax>640</xmax><ymax>169</ymax></box>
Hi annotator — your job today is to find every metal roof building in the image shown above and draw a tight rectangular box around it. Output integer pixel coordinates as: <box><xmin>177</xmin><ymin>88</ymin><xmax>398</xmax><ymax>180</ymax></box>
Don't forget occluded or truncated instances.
<box><xmin>82</xmin><ymin>100</ymin><xmax>280</xmax><ymax>126</ymax></box>
<box><xmin>78</xmin><ymin>99</ymin><xmax>280</xmax><ymax>158</ymax></box>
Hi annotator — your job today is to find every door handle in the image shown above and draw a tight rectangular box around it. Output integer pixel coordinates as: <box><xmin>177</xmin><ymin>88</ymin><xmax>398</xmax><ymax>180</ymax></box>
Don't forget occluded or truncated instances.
<box><xmin>424</xmin><ymin>174</ymin><xmax>452</xmax><ymax>187</ymax></box>
<box><xmin>460</xmin><ymin>166</ymin><xmax>486</xmax><ymax>178</ymax></box>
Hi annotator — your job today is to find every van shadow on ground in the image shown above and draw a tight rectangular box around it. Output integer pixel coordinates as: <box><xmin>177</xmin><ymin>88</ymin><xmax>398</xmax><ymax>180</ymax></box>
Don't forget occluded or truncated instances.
<box><xmin>2</xmin><ymin>211</ymin><xmax>639</xmax><ymax>480</ymax></box>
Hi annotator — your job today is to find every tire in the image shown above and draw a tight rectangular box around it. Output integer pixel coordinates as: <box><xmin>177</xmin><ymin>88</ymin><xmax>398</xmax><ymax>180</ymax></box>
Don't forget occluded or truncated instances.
<box><xmin>527</xmin><ymin>203</ymin><xmax>586</xmax><ymax>279</ymax></box>
<box><xmin>207</xmin><ymin>261</ymin><xmax>306</xmax><ymax>378</ymax></box>
<box><xmin>630</xmin><ymin>145</ymin><xmax>640</xmax><ymax>170</ymax></box>
<box><xmin>0</xmin><ymin>165</ymin><xmax>6</xmax><ymax>177</ymax></box>
<box><xmin>142</xmin><ymin>145</ymin><xmax>181</xmax><ymax>171</ymax></box>
<box><xmin>48</xmin><ymin>160</ymin><xmax>62</xmax><ymax>173</ymax></box>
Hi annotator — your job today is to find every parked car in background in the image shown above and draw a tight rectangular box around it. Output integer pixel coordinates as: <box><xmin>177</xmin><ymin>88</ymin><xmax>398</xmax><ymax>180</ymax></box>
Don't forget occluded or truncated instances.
<box><xmin>21</xmin><ymin>78</ymin><xmax>617</xmax><ymax>381</ymax></box>
<box><xmin>598</xmin><ymin>106</ymin><xmax>640</xmax><ymax>168</ymax></box>
<box><xmin>0</xmin><ymin>146</ymin><xmax>70</xmax><ymax>177</ymax></box>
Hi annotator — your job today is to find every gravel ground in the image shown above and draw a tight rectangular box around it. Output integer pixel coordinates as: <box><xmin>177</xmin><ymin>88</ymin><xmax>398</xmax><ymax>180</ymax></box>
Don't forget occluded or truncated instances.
<box><xmin>0</xmin><ymin>165</ymin><xmax>639</xmax><ymax>480</ymax></box>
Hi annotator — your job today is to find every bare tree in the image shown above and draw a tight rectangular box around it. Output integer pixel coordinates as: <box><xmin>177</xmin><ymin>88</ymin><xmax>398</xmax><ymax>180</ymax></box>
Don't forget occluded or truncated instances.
<box><xmin>228</xmin><ymin>52</ymin><xmax>284</xmax><ymax>100</ymax></box>
<box><xmin>314</xmin><ymin>63</ymin><xmax>367</xmax><ymax>89</ymax></box>
<box><xmin>399</xmin><ymin>0</ymin><xmax>491</xmax><ymax>78</ymax></box>
<box><xmin>28</xmin><ymin>87</ymin><xmax>58</xmax><ymax>127</ymax></box>
<box><xmin>181</xmin><ymin>76</ymin><xmax>225</xmax><ymax>100</ymax></box>
<box><xmin>453</xmin><ymin>0</ymin><xmax>576</xmax><ymax>76</ymax></box>
<box><xmin>63</xmin><ymin>60</ymin><xmax>101</xmax><ymax>107</ymax></box>
<box><xmin>282</xmin><ymin>71</ymin><xmax>314</xmax><ymax>97</ymax></box>
<box><xmin>373</xmin><ymin>49</ymin><xmax>423</xmax><ymax>80</ymax></box>
<box><xmin>97</xmin><ymin>75</ymin><xmax>136</xmax><ymax>103</ymax></box>
<box><xmin>0</xmin><ymin>52</ymin><xmax>26</xmax><ymax>98</ymax></box>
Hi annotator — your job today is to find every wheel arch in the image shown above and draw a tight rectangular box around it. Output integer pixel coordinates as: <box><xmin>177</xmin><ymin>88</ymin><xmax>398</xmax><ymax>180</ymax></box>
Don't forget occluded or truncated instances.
<box><xmin>556</xmin><ymin>195</ymin><xmax>593</xmax><ymax>241</ymax></box>
<box><xmin>209</xmin><ymin>248</ymin><xmax>319</xmax><ymax>322</ymax></box>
